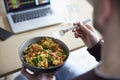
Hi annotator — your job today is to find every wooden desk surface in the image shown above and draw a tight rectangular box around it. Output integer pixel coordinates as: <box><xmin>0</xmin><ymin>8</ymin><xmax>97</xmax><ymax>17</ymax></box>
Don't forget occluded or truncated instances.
<box><xmin>0</xmin><ymin>0</ymin><xmax>93</xmax><ymax>77</ymax></box>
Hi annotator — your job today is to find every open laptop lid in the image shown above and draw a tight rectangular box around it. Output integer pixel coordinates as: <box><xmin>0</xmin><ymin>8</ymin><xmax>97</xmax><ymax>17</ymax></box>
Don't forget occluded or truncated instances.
<box><xmin>4</xmin><ymin>0</ymin><xmax>50</xmax><ymax>13</ymax></box>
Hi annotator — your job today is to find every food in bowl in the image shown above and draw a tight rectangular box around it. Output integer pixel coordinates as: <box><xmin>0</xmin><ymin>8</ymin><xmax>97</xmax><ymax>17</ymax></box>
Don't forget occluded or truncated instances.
<box><xmin>22</xmin><ymin>37</ymin><xmax>67</xmax><ymax>69</ymax></box>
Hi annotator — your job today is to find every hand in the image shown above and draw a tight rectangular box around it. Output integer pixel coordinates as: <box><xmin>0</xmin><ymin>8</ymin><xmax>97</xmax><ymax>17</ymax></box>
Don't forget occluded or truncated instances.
<box><xmin>21</xmin><ymin>66</ymin><xmax>55</xmax><ymax>80</ymax></box>
<box><xmin>72</xmin><ymin>22</ymin><xmax>100</xmax><ymax>49</ymax></box>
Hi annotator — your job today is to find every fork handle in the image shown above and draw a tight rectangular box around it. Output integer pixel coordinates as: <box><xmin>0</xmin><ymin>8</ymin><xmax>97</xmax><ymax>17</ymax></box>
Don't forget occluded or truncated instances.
<box><xmin>65</xmin><ymin>25</ymin><xmax>77</xmax><ymax>32</ymax></box>
<box><xmin>65</xmin><ymin>19</ymin><xmax>91</xmax><ymax>32</ymax></box>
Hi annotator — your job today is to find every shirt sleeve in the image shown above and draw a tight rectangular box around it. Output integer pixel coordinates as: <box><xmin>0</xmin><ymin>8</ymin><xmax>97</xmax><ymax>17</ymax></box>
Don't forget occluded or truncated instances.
<box><xmin>87</xmin><ymin>40</ymin><xmax>104</xmax><ymax>61</ymax></box>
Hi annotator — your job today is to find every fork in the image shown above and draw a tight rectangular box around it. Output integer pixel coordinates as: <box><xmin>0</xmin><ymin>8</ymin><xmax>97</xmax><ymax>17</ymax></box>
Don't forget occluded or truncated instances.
<box><xmin>53</xmin><ymin>19</ymin><xmax>91</xmax><ymax>38</ymax></box>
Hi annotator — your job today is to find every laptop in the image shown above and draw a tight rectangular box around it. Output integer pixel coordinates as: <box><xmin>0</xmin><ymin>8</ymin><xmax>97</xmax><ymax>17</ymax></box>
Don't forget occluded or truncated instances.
<box><xmin>4</xmin><ymin>0</ymin><xmax>64</xmax><ymax>33</ymax></box>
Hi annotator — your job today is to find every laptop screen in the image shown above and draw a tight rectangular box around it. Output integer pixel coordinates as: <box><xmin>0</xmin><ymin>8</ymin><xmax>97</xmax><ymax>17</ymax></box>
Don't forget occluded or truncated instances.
<box><xmin>4</xmin><ymin>0</ymin><xmax>50</xmax><ymax>13</ymax></box>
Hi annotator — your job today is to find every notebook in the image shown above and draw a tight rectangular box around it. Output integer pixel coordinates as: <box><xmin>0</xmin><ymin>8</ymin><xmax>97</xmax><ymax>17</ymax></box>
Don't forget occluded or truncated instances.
<box><xmin>4</xmin><ymin>0</ymin><xmax>64</xmax><ymax>33</ymax></box>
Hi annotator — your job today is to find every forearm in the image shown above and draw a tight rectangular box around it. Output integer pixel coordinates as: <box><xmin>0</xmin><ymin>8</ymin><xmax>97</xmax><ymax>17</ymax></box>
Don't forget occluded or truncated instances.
<box><xmin>87</xmin><ymin>40</ymin><xmax>104</xmax><ymax>61</ymax></box>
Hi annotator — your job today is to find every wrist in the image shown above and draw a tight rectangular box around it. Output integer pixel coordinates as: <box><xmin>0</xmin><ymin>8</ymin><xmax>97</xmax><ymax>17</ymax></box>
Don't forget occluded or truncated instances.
<box><xmin>88</xmin><ymin>40</ymin><xmax>99</xmax><ymax>49</ymax></box>
<box><xmin>87</xmin><ymin>39</ymin><xmax>100</xmax><ymax>49</ymax></box>
<box><xmin>87</xmin><ymin>39</ymin><xmax>103</xmax><ymax>61</ymax></box>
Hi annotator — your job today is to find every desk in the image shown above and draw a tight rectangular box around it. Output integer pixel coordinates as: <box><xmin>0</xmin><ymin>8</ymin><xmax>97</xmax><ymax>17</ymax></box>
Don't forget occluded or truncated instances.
<box><xmin>0</xmin><ymin>0</ymin><xmax>93</xmax><ymax>77</ymax></box>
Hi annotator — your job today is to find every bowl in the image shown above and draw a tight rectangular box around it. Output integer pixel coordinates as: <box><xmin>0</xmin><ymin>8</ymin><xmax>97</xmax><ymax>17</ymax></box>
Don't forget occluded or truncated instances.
<box><xmin>18</xmin><ymin>36</ymin><xmax>69</xmax><ymax>73</ymax></box>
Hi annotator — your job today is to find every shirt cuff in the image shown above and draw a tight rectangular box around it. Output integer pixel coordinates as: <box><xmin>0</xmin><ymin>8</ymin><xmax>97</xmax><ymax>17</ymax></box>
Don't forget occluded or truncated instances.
<box><xmin>87</xmin><ymin>40</ymin><xmax>103</xmax><ymax>61</ymax></box>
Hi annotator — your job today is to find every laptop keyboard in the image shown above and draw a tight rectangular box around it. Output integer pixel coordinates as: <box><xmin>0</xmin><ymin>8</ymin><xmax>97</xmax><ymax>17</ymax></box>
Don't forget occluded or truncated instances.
<box><xmin>11</xmin><ymin>8</ymin><xmax>54</xmax><ymax>23</ymax></box>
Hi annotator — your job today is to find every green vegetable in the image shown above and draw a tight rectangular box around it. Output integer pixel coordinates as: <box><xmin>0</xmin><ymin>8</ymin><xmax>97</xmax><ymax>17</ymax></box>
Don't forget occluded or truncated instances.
<box><xmin>37</xmin><ymin>56</ymin><xmax>42</xmax><ymax>62</ymax></box>
<box><xmin>32</xmin><ymin>58</ymin><xmax>38</xmax><ymax>66</ymax></box>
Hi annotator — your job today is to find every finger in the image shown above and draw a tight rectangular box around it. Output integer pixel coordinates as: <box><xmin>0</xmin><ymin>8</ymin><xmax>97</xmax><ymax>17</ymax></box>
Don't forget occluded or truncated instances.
<box><xmin>76</xmin><ymin>26</ymin><xmax>84</xmax><ymax>34</ymax></box>
<box><xmin>73</xmin><ymin>23</ymin><xmax>87</xmax><ymax>39</ymax></box>
<box><xmin>79</xmin><ymin>22</ymin><xmax>93</xmax><ymax>34</ymax></box>
<box><xmin>73</xmin><ymin>22</ymin><xmax>91</xmax><ymax>34</ymax></box>
<box><xmin>77</xmin><ymin>33</ymin><xmax>86</xmax><ymax>40</ymax></box>
<box><xmin>72</xmin><ymin>29</ymin><xmax>75</xmax><ymax>32</ymax></box>
<box><xmin>74</xmin><ymin>32</ymin><xmax>83</xmax><ymax>39</ymax></box>
<box><xmin>74</xmin><ymin>32</ymin><xmax>79</xmax><ymax>38</ymax></box>
<box><xmin>73</xmin><ymin>22</ymin><xmax>80</xmax><ymax>25</ymax></box>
